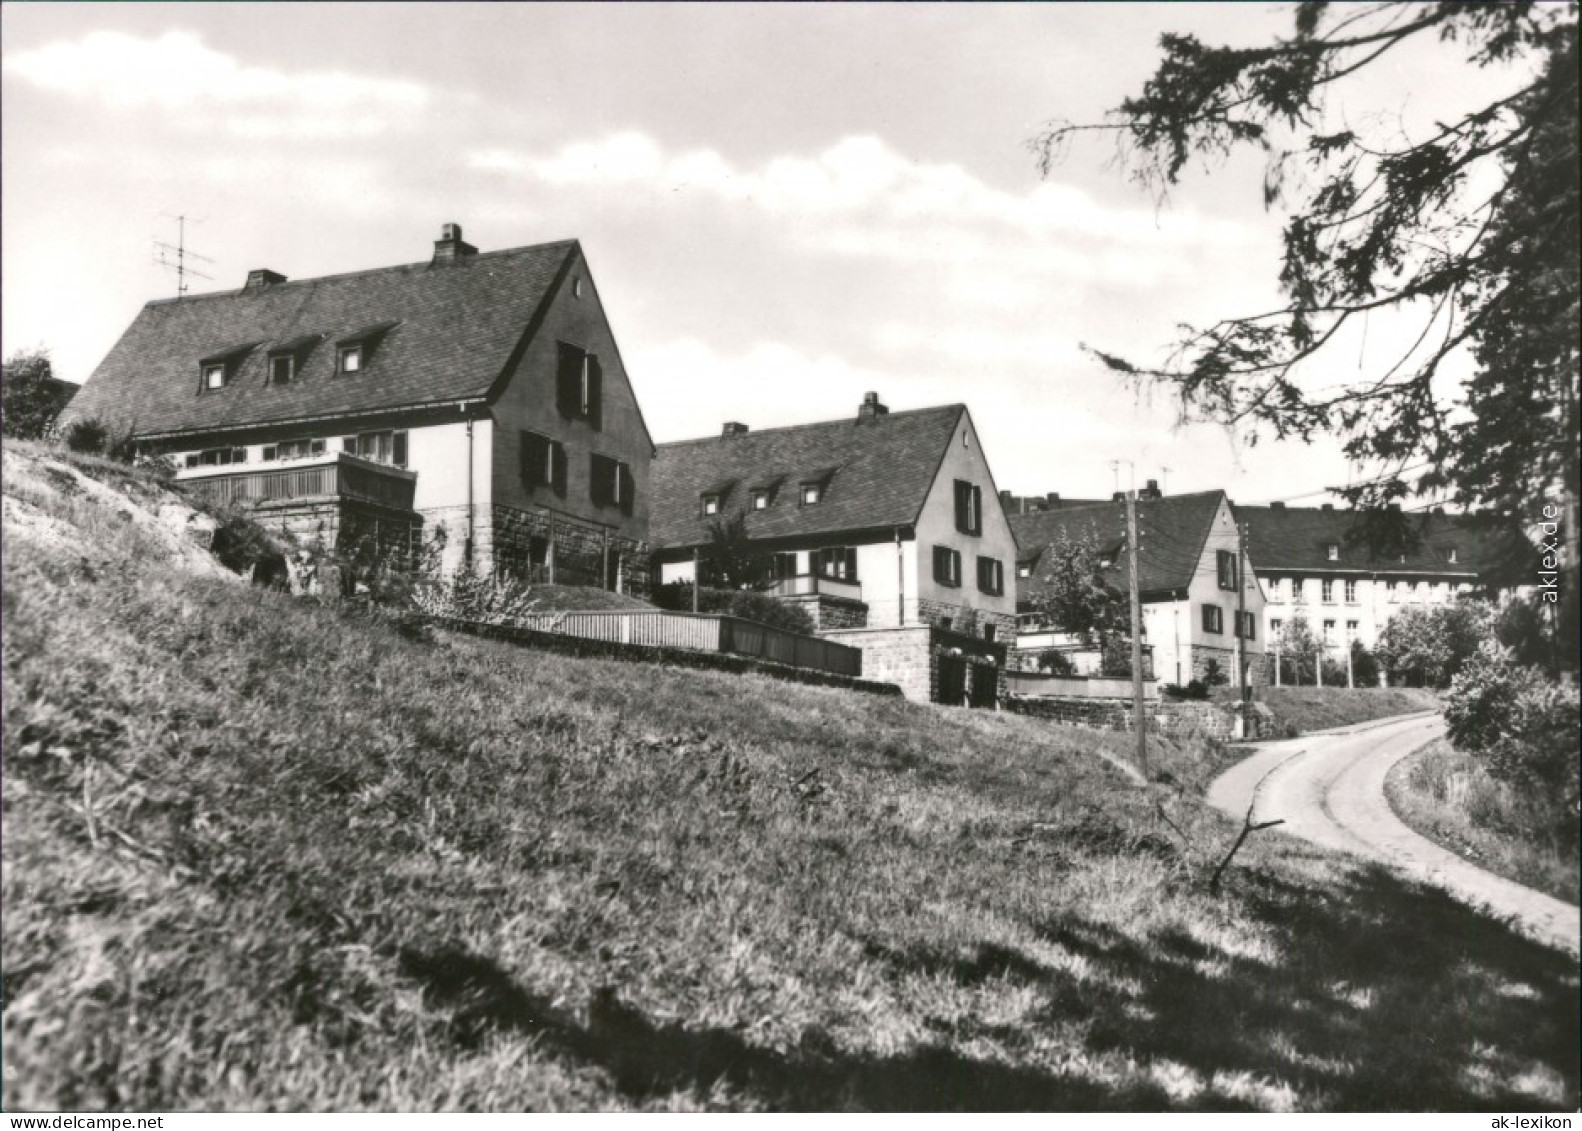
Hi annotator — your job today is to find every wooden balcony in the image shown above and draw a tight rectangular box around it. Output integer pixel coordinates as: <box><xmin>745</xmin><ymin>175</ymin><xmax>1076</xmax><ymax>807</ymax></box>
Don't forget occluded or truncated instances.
<box><xmin>176</xmin><ymin>453</ymin><xmax>417</xmax><ymax>511</ymax></box>
<box><xmin>764</xmin><ymin>572</ymin><xmax>863</xmax><ymax>604</ymax></box>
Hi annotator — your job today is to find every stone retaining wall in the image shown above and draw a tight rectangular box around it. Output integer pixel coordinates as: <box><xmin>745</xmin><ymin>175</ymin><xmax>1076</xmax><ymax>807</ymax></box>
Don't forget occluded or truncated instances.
<box><xmin>1006</xmin><ymin>694</ymin><xmax>1245</xmax><ymax>739</ymax></box>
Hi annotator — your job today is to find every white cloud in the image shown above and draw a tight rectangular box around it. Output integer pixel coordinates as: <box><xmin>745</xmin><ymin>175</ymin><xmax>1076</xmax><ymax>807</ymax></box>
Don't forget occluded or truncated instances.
<box><xmin>4</xmin><ymin>31</ymin><xmax>428</xmax><ymax>138</ymax></box>
<box><xmin>469</xmin><ymin>131</ymin><xmax>1263</xmax><ymax>297</ymax></box>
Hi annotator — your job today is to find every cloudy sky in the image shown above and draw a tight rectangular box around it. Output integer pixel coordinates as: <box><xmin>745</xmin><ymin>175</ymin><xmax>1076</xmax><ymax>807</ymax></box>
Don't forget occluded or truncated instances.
<box><xmin>0</xmin><ymin>3</ymin><xmax>1529</xmax><ymax>504</ymax></box>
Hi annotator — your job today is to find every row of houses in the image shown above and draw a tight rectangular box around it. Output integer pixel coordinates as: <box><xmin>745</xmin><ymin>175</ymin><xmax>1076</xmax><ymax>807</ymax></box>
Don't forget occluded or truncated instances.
<box><xmin>62</xmin><ymin>226</ymin><xmax>1527</xmax><ymax>703</ymax></box>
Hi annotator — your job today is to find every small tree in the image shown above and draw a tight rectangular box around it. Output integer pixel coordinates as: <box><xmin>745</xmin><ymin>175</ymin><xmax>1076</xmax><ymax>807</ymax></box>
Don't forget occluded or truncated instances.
<box><xmin>1025</xmin><ymin>529</ymin><xmax>1131</xmax><ymax>665</ymax></box>
<box><xmin>2</xmin><ymin>349</ymin><xmax>75</xmax><ymax>440</ymax></box>
<box><xmin>1375</xmin><ymin>602</ymin><xmax>1491</xmax><ymax>688</ymax></box>
<box><xmin>698</xmin><ymin>512</ymin><xmax>768</xmax><ymax>590</ymax></box>
<box><xmin>1273</xmin><ymin>615</ymin><xmax>1321</xmax><ymax>685</ymax></box>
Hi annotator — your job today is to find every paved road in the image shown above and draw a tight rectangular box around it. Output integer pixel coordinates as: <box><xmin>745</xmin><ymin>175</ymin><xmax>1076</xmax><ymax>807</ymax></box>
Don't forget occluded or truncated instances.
<box><xmin>1207</xmin><ymin>712</ymin><xmax>1581</xmax><ymax>957</ymax></box>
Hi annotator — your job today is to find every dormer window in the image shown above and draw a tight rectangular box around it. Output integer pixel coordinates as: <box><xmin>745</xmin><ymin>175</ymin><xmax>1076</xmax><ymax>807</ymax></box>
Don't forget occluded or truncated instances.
<box><xmin>268</xmin><ymin>333</ymin><xmax>321</xmax><ymax>385</ymax></box>
<box><xmin>1326</xmin><ymin>543</ymin><xmax>1340</xmax><ymax>561</ymax></box>
<box><xmin>751</xmin><ymin>490</ymin><xmax>770</xmax><ymax>511</ymax></box>
<box><xmin>335</xmin><ymin>321</ymin><xmax>398</xmax><ymax>376</ymax></box>
<box><xmin>800</xmin><ymin>483</ymin><xmax>822</xmax><ymax>506</ymax></box>
<box><xmin>1017</xmin><ymin>560</ymin><xmax>1033</xmax><ymax>579</ymax></box>
<box><xmin>1448</xmin><ymin>547</ymin><xmax>1458</xmax><ymax>564</ymax></box>
<box><xmin>197</xmin><ymin>340</ymin><xmax>260</xmax><ymax>393</ymax></box>
<box><xmin>701</xmin><ymin>494</ymin><xmax>721</xmax><ymax>517</ymax></box>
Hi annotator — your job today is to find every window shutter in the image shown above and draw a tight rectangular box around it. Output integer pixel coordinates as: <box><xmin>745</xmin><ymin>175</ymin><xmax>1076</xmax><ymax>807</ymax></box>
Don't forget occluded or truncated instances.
<box><xmin>954</xmin><ymin>481</ymin><xmax>969</xmax><ymax>533</ymax></box>
<box><xmin>520</xmin><ymin>431</ymin><xmax>548</xmax><ymax>488</ymax></box>
<box><xmin>934</xmin><ymin>545</ymin><xmax>948</xmax><ymax>583</ymax></box>
<box><xmin>970</xmin><ymin>486</ymin><xmax>982</xmax><ymax>534</ymax></box>
<box><xmin>587</xmin><ymin>354</ymin><xmax>604</xmax><ymax>430</ymax></box>
<box><xmin>556</xmin><ymin>343</ymin><xmax>582</xmax><ymax>418</ymax></box>
<box><xmin>392</xmin><ymin>431</ymin><xmax>408</xmax><ymax>468</ymax></box>
<box><xmin>550</xmin><ymin>442</ymin><xmax>568</xmax><ymax>497</ymax></box>
<box><xmin>844</xmin><ymin>547</ymin><xmax>857</xmax><ymax>580</ymax></box>
<box><xmin>590</xmin><ymin>454</ymin><xmax>609</xmax><ymax>505</ymax></box>
<box><xmin>618</xmin><ymin>461</ymin><xmax>635</xmax><ymax>515</ymax></box>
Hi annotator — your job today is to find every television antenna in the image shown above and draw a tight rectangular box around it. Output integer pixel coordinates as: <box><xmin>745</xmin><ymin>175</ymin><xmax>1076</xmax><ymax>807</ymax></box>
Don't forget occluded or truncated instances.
<box><xmin>152</xmin><ymin>213</ymin><xmax>214</xmax><ymax>297</ymax></box>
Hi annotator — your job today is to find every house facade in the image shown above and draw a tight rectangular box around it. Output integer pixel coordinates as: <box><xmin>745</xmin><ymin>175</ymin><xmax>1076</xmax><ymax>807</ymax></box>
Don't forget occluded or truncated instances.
<box><xmin>649</xmin><ymin>396</ymin><xmax>1018</xmax><ymax>703</ymax></box>
<box><xmin>62</xmin><ymin>224</ymin><xmax>654</xmax><ymax>586</ymax></box>
<box><xmin>1011</xmin><ymin>490</ymin><xmax>1267</xmax><ymax>689</ymax></box>
<box><xmin>1242</xmin><ymin>503</ymin><xmax>1528</xmax><ymax>672</ymax></box>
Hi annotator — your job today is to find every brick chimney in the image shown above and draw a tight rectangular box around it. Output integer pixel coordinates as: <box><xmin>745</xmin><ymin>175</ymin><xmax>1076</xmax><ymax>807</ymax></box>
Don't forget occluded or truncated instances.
<box><xmin>245</xmin><ymin>268</ymin><xmax>287</xmax><ymax>289</ymax></box>
<box><xmin>857</xmin><ymin>391</ymin><xmax>888</xmax><ymax>421</ymax></box>
<box><xmin>432</xmin><ymin>222</ymin><xmax>478</xmax><ymax>264</ymax></box>
<box><xmin>722</xmin><ymin>422</ymin><xmax>749</xmax><ymax>437</ymax></box>
<box><xmin>1270</xmin><ymin>501</ymin><xmax>1286</xmax><ymax>510</ymax></box>
<box><xmin>1321</xmin><ymin>503</ymin><xmax>1335</xmax><ymax>511</ymax></box>
<box><xmin>1140</xmin><ymin>478</ymin><xmax>1162</xmax><ymax>500</ymax></box>
<box><xmin>1044</xmin><ymin>492</ymin><xmax>1061</xmax><ymax>508</ymax></box>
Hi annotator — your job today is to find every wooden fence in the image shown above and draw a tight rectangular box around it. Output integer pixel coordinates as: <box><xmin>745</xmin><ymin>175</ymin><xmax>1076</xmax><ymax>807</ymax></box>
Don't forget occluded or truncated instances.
<box><xmin>517</xmin><ymin>610</ymin><xmax>862</xmax><ymax>678</ymax></box>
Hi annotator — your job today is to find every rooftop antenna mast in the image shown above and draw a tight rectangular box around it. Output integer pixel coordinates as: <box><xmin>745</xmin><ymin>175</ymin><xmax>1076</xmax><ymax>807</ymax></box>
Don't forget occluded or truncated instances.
<box><xmin>153</xmin><ymin>213</ymin><xmax>214</xmax><ymax>297</ymax></box>
<box><xmin>1160</xmin><ymin>466</ymin><xmax>1172</xmax><ymax>495</ymax></box>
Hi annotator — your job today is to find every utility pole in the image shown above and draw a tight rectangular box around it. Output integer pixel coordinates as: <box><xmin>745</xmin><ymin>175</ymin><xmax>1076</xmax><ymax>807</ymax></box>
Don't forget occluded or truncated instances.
<box><xmin>1126</xmin><ymin>490</ymin><xmax>1147</xmax><ymax>779</ymax></box>
<box><xmin>1235</xmin><ymin>520</ymin><xmax>1250</xmax><ymax>737</ymax></box>
<box><xmin>692</xmin><ymin>547</ymin><xmax>700</xmax><ymax>613</ymax></box>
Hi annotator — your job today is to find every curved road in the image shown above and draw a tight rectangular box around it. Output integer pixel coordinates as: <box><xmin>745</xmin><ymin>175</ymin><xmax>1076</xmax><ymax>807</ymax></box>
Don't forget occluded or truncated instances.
<box><xmin>1207</xmin><ymin>712</ymin><xmax>1580</xmax><ymax>957</ymax></box>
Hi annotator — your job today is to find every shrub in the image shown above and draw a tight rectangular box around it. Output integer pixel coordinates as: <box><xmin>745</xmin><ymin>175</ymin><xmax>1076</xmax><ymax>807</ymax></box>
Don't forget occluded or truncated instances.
<box><xmin>1162</xmin><ymin>679</ymin><xmax>1209</xmax><ymax>701</ymax></box>
<box><xmin>1200</xmin><ymin>659</ymin><xmax>1229</xmax><ymax>687</ymax></box>
<box><xmin>63</xmin><ymin>417</ymin><xmax>109</xmax><ymax>454</ymax></box>
<box><xmin>652</xmin><ymin>581</ymin><xmax>816</xmax><ymax>635</ymax></box>
<box><xmin>1036</xmin><ymin>649</ymin><xmax>1076</xmax><ymax>676</ymax></box>
<box><xmin>1445</xmin><ymin>642</ymin><xmax>1579</xmax><ymax>848</ymax></box>
<box><xmin>410</xmin><ymin>571</ymin><xmax>542</xmax><ymax>625</ymax></box>
<box><xmin>2</xmin><ymin>349</ymin><xmax>74</xmax><ymax>440</ymax></box>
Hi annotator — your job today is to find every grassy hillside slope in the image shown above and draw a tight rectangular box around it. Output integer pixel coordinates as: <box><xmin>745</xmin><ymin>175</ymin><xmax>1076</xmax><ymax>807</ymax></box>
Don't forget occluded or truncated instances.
<box><xmin>2</xmin><ymin>445</ymin><xmax>1575</xmax><ymax>1111</ymax></box>
<box><xmin>1249</xmin><ymin>687</ymin><xmax>1442</xmax><ymax>735</ymax></box>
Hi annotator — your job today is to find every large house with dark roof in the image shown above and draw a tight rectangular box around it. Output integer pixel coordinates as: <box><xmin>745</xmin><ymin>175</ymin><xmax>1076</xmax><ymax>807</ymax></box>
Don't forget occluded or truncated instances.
<box><xmin>1242</xmin><ymin>502</ymin><xmax>1529</xmax><ymax>664</ymax></box>
<box><xmin>63</xmin><ymin>223</ymin><xmax>654</xmax><ymax>585</ymax></box>
<box><xmin>1011</xmin><ymin>490</ymin><xmax>1267</xmax><ymax>688</ymax></box>
<box><xmin>649</xmin><ymin>395</ymin><xmax>1018</xmax><ymax>703</ymax></box>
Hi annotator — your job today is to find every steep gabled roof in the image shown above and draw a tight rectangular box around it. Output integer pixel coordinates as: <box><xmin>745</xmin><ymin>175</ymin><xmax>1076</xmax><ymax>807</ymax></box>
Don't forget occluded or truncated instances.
<box><xmin>650</xmin><ymin>405</ymin><xmax>965</xmax><ymax>550</ymax></box>
<box><xmin>64</xmin><ymin>240</ymin><xmax>579</xmax><ymax>437</ymax></box>
<box><xmin>1011</xmin><ymin>491</ymin><xmax>1230</xmax><ymax>600</ymax></box>
<box><xmin>1236</xmin><ymin>504</ymin><xmax>1529</xmax><ymax>580</ymax></box>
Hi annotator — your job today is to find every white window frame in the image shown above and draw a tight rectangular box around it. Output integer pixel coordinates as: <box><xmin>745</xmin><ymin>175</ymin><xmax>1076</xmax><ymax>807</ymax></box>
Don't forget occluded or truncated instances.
<box><xmin>701</xmin><ymin>494</ymin><xmax>720</xmax><ymax>517</ymax></box>
<box><xmin>800</xmin><ymin>482</ymin><xmax>822</xmax><ymax>506</ymax></box>
<box><xmin>338</xmin><ymin>345</ymin><xmax>362</xmax><ymax>374</ymax></box>
<box><xmin>203</xmin><ymin>363</ymin><xmax>227</xmax><ymax>390</ymax></box>
<box><xmin>750</xmin><ymin>490</ymin><xmax>769</xmax><ymax>511</ymax></box>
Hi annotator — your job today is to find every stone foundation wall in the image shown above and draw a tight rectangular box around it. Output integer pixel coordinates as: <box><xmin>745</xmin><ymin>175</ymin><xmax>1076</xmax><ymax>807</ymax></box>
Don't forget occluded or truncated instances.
<box><xmin>250</xmin><ymin>497</ymin><xmax>422</xmax><ymax>565</ymax></box>
<box><xmin>1189</xmin><ymin>643</ymin><xmax>1269</xmax><ymax>689</ymax></box>
<box><xmin>823</xmin><ymin>624</ymin><xmax>1008</xmax><ymax>705</ymax></box>
<box><xmin>484</xmin><ymin>503</ymin><xmax>650</xmax><ymax>597</ymax></box>
<box><xmin>784</xmin><ymin>594</ymin><xmax>869</xmax><ymax>632</ymax></box>
<box><xmin>915</xmin><ymin>598</ymin><xmax>1018</xmax><ymax>645</ymax></box>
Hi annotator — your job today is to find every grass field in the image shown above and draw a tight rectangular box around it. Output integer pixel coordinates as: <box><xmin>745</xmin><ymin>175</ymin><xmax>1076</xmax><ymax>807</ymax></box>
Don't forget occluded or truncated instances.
<box><xmin>1386</xmin><ymin>738</ymin><xmax>1581</xmax><ymax>907</ymax></box>
<box><xmin>2</xmin><ymin>443</ymin><xmax>1576</xmax><ymax>1111</ymax></box>
<box><xmin>1250</xmin><ymin>686</ymin><xmax>1442</xmax><ymax>735</ymax></box>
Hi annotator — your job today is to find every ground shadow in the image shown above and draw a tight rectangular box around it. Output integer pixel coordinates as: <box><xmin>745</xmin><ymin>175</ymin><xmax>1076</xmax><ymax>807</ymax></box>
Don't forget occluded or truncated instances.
<box><xmin>398</xmin><ymin>859</ymin><xmax>1578</xmax><ymax>1111</ymax></box>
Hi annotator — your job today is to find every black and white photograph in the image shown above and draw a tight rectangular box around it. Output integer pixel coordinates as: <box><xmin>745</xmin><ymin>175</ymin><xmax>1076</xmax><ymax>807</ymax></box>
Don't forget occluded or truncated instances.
<box><xmin>2</xmin><ymin>0</ymin><xmax>1577</xmax><ymax>1114</ymax></box>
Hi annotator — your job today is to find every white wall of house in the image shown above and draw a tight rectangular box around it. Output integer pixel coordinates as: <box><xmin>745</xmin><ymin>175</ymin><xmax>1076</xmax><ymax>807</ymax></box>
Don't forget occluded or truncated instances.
<box><xmin>910</xmin><ymin>409</ymin><xmax>1018</xmax><ymax>634</ymax></box>
<box><xmin>168</xmin><ymin>417</ymin><xmax>494</xmax><ymax>574</ymax></box>
<box><xmin>1261</xmin><ymin>572</ymin><xmax>1478</xmax><ymax>655</ymax></box>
